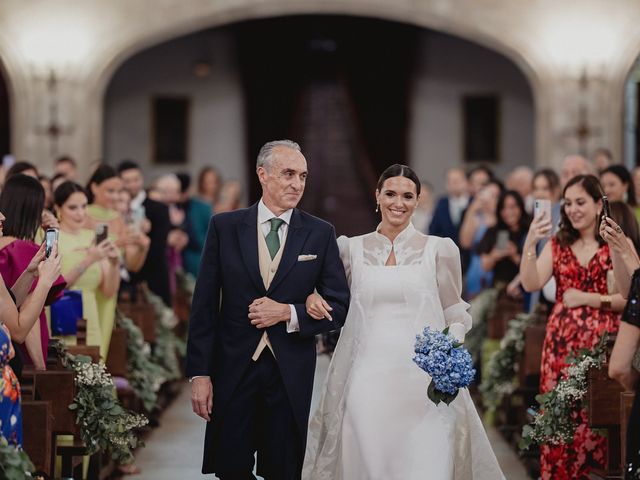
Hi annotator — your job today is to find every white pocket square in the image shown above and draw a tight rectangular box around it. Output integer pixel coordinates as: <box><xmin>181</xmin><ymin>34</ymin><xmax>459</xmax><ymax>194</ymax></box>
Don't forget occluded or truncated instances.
<box><xmin>297</xmin><ymin>254</ymin><xmax>317</xmax><ymax>262</ymax></box>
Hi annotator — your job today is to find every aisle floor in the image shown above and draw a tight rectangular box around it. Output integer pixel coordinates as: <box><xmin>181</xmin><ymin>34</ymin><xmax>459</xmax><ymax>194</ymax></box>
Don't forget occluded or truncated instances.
<box><xmin>134</xmin><ymin>355</ymin><xmax>530</xmax><ymax>479</ymax></box>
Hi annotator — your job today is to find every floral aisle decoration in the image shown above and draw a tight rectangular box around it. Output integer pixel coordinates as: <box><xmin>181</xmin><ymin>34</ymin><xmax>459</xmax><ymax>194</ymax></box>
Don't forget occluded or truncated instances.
<box><xmin>0</xmin><ymin>435</ymin><xmax>34</xmax><ymax>480</ymax></box>
<box><xmin>117</xmin><ymin>313</ymin><xmax>166</xmax><ymax>412</ymax></box>
<box><xmin>466</xmin><ymin>288</ymin><xmax>499</xmax><ymax>363</ymax></box>
<box><xmin>479</xmin><ymin>312</ymin><xmax>537</xmax><ymax>414</ymax></box>
<box><xmin>519</xmin><ymin>334</ymin><xmax>608</xmax><ymax>450</ymax></box>
<box><xmin>52</xmin><ymin>341</ymin><xmax>148</xmax><ymax>465</ymax></box>
<box><xmin>413</xmin><ymin>327</ymin><xmax>476</xmax><ymax>405</ymax></box>
<box><xmin>176</xmin><ymin>268</ymin><xmax>196</xmax><ymax>302</ymax></box>
<box><xmin>146</xmin><ymin>290</ymin><xmax>186</xmax><ymax>381</ymax></box>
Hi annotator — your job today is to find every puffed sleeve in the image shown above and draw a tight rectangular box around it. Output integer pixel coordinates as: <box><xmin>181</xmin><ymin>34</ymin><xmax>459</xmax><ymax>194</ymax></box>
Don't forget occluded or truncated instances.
<box><xmin>435</xmin><ymin>237</ymin><xmax>472</xmax><ymax>341</ymax></box>
<box><xmin>337</xmin><ymin>235</ymin><xmax>352</xmax><ymax>287</ymax></box>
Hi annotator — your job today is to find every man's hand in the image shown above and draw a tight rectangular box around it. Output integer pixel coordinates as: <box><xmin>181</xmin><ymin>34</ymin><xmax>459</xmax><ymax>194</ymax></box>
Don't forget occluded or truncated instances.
<box><xmin>248</xmin><ymin>297</ymin><xmax>290</xmax><ymax>329</ymax></box>
<box><xmin>306</xmin><ymin>292</ymin><xmax>333</xmax><ymax>320</ymax></box>
<box><xmin>191</xmin><ymin>377</ymin><xmax>213</xmax><ymax>422</ymax></box>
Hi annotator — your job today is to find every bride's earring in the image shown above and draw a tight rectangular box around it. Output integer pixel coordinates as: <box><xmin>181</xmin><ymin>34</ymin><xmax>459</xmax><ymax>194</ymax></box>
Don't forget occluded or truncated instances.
<box><xmin>375</xmin><ymin>203</ymin><xmax>379</xmax><ymax>213</ymax></box>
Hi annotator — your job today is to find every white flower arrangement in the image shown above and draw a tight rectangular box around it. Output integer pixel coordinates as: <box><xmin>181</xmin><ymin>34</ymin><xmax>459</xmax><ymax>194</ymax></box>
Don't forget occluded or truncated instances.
<box><xmin>520</xmin><ymin>334</ymin><xmax>608</xmax><ymax>450</ymax></box>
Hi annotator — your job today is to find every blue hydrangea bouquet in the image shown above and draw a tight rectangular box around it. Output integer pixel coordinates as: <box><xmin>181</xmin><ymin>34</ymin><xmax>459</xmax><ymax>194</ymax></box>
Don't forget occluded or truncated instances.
<box><xmin>413</xmin><ymin>326</ymin><xmax>476</xmax><ymax>405</ymax></box>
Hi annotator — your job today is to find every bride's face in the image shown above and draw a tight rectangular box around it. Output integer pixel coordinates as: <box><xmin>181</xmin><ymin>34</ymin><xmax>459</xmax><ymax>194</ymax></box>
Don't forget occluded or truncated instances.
<box><xmin>376</xmin><ymin>176</ymin><xmax>419</xmax><ymax>229</ymax></box>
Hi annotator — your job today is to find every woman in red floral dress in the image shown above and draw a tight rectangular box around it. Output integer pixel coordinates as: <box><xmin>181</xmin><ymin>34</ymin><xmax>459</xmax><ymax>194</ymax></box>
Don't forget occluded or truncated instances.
<box><xmin>521</xmin><ymin>175</ymin><xmax>624</xmax><ymax>479</ymax></box>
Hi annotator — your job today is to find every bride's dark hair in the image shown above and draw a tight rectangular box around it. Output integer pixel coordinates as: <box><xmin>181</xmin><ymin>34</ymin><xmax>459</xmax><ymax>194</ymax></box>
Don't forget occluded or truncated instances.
<box><xmin>376</xmin><ymin>164</ymin><xmax>421</xmax><ymax>195</ymax></box>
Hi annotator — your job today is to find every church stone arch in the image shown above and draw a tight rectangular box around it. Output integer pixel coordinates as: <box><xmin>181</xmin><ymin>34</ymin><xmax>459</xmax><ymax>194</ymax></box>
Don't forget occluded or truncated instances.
<box><xmin>91</xmin><ymin>2</ymin><xmax>541</xmax><ymax>112</ymax></box>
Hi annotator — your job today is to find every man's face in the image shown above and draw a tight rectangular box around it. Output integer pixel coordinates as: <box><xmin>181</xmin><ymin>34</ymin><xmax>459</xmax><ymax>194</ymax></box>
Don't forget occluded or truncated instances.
<box><xmin>258</xmin><ymin>146</ymin><xmax>307</xmax><ymax>215</ymax></box>
<box><xmin>561</xmin><ymin>156</ymin><xmax>590</xmax><ymax>187</ymax></box>
<box><xmin>55</xmin><ymin>161</ymin><xmax>77</xmax><ymax>180</ymax></box>
<box><xmin>446</xmin><ymin>170</ymin><xmax>468</xmax><ymax>198</ymax></box>
<box><xmin>120</xmin><ymin>168</ymin><xmax>144</xmax><ymax>197</ymax></box>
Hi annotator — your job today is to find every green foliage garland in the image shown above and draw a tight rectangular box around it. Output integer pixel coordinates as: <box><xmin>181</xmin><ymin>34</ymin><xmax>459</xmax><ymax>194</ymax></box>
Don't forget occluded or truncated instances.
<box><xmin>479</xmin><ymin>313</ymin><xmax>537</xmax><ymax>413</ymax></box>
<box><xmin>519</xmin><ymin>334</ymin><xmax>608</xmax><ymax>451</ymax></box>
<box><xmin>466</xmin><ymin>288</ymin><xmax>499</xmax><ymax>362</ymax></box>
<box><xmin>117</xmin><ymin>314</ymin><xmax>166</xmax><ymax>412</ymax></box>
<box><xmin>0</xmin><ymin>435</ymin><xmax>34</xmax><ymax>480</ymax></box>
<box><xmin>53</xmin><ymin>341</ymin><xmax>148</xmax><ymax>465</ymax></box>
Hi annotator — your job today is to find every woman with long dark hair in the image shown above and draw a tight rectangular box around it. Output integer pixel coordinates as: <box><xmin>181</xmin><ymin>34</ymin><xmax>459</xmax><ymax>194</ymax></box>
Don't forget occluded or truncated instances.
<box><xmin>521</xmin><ymin>174</ymin><xmax>624</xmax><ymax>479</ymax></box>
<box><xmin>0</xmin><ymin>175</ymin><xmax>65</xmax><ymax>369</ymax></box>
<box><xmin>478</xmin><ymin>190</ymin><xmax>531</xmax><ymax>299</ymax></box>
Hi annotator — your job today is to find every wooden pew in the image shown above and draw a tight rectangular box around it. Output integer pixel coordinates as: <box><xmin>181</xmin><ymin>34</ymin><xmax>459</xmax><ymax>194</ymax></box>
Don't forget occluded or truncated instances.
<box><xmin>587</xmin><ymin>364</ymin><xmax>625</xmax><ymax>479</ymax></box>
<box><xmin>118</xmin><ymin>286</ymin><xmax>156</xmax><ymax>343</ymax></box>
<box><xmin>487</xmin><ymin>293</ymin><xmax>524</xmax><ymax>339</ymax></box>
<box><xmin>106</xmin><ymin>327</ymin><xmax>128</xmax><ymax>377</ymax></box>
<box><xmin>22</xmin><ymin>400</ymin><xmax>53</xmax><ymax>478</ymax></box>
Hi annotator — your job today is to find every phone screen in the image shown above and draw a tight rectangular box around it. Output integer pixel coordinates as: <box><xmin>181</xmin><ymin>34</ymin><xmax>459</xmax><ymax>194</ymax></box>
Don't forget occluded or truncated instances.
<box><xmin>496</xmin><ymin>230</ymin><xmax>509</xmax><ymax>251</ymax></box>
<box><xmin>602</xmin><ymin>196</ymin><xmax>611</xmax><ymax>219</ymax></box>
<box><xmin>45</xmin><ymin>228</ymin><xmax>58</xmax><ymax>258</ymax></box>
<box><xmin>534</xmin><ymin>199</ymin><xmax>552</xmax><ymax>221</ymax></box>
<box><xmin>95</xmin><ymin>224</ymin><xmax>109</xmax><ymax>244</ymax></box>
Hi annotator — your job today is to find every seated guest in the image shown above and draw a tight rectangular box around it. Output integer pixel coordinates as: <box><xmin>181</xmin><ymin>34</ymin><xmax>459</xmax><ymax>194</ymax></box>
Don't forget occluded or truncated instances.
<box><xmin>176</xmin><ymin>173</ymin><xmax>212</xmax><ymax>277</ymax></box>
<box><xmin>54</xmin><ymin>155</ymin><xmax>78</xmax><ymax>180</ymax></box>
<box><xmin>460</xmin><ymin>180</ymin><xmax>503</xmax><ymax>297</ymax></box>
<box><xmin>54</xmin><ymin>181</ymin><xmax>120</xmax><ymax>359</ymax></box>
<box><xmin>151</xmin><ymin>174</ymin><xmax>189</xmax><ymax>296</ymax></box>
<box><xmin>600</xmin><ymin>165</ymin><xmax>640</xmax><ymax>226</ymax></box>
<box><xmin>478</xmin><ymin>190</ymin><xmax>531</xmax><ymax>300</ymax></box>
<box><xmin>0</xmin><ymin>325</ymin><xmax>21</xmax><ymax>446</ymax></box>
<box><xmin>0</xmin><ymin>175</ymin><xmax>65</xmax><ymax>369</ymax></box>
<box><xmin>197</xmin><ymin>166</ymin><xmax>221</xmax><ymax>209</ymax></box>
<box><xmin>85</xmin><ymin>165</ymin><xmax>148</xmax><ymax>357</ymax></box>
<box><xmin>118</xmin><ymin>160</ymin><xmax>172</xmax><ymax>306</ymax></box>
<box><xmin>429</xmin><ymin>167</ymin><xmax>469</xmax><ymax>244</ymax></box>
<box><xmin>5</xmin><ymin>162</ymin><xmax>38</xmax><ymax>182</ymax></box>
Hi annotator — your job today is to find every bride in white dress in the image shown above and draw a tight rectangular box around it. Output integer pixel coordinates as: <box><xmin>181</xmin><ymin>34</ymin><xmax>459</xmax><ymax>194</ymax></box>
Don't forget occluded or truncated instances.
<box><xmin>302</xmin><ymin>165</ymin><xmax>505</xmax><ymax>480</ymax></box>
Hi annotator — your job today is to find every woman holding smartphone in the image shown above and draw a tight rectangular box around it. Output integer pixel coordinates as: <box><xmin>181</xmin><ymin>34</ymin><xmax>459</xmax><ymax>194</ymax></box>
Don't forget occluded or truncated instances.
<box><xmin>0</xmin><ymin>175</ymin><xmax>65</xmax><ymax>370</ymax></box>
<box><xmin>478</xmin><ymin>190</ymin><xmax>530</xmax><ymax>297</ymax></box>
<box><xmin>85</xmin><ymin>165</ymin><xmax>149</xmax><ymax>357</ymax></box>
<box><xmin>521</xmin><ymin>175</ymin><xmax>625</xmax><ymax>479</ymax></box>
<box><xmin>54</xmin><ymin>181</ymin><xmax>120</xmax><ymax>359</ymax></box>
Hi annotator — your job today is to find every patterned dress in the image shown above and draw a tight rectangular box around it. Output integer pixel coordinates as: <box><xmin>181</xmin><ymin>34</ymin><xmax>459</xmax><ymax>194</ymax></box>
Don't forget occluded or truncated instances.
<box><xmin>540</xmin><ymin>238</ymin><xmax>620</xmax><ymax>479</ymax></box>
<box><xmin>0</xmin><ymin>326</ymin><xmax>22</xmax><ymax>446</ymax></box>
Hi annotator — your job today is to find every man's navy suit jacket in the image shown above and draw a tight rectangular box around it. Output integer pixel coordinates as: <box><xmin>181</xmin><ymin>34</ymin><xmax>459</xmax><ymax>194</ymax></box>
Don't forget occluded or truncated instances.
<box><xmin>186</xmin><ymin>202</ymin><xmax>350</xmax><ymax>469</ymax></box>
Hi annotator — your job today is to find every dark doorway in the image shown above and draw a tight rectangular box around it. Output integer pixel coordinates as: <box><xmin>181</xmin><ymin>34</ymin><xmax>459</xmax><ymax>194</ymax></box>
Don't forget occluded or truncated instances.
<box><xmin>235</xmin><ymin>16</ymin><xmax>419</xmax><ymax>236</ymax></box>
<box><xmin>0</xmin><ymin>69</ymin><xmax>10</xmax><ymax>159</ymax></box>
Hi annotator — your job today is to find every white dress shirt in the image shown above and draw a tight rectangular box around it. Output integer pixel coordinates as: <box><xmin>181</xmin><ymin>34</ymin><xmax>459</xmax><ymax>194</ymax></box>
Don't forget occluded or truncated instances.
<box><xmin>257</xmin><ymin>199</ymin><xmax>300</xmax><ymax>333</ymax></box>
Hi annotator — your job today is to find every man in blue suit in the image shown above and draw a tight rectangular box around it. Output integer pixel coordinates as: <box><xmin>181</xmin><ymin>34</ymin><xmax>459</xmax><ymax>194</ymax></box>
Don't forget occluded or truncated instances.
<box><xmin>428</xmin><ymin>167</ymin><xmax>470</xmax><ymax>244</ymax></box>
<box><xmin>186</xmin><ymin>140</ymin><xmax>350</xmax><ymax>480</ymax></box>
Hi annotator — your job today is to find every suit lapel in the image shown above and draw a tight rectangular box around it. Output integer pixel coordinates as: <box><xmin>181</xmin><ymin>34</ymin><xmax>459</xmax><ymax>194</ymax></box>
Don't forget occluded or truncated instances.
<box><xmin>238</xmin><ymin>204</ymin><xmax>267</xmax><ymax>294</ymax></box>
<box><xmin>268</xmin><ymin>209</ymin><xmax>310</xmax><ymax>294</ymax></box>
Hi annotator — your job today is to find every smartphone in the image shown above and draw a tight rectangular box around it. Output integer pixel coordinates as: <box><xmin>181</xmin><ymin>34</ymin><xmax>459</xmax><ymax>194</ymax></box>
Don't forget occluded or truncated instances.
<box><xmin>534</xmin><ymin>199</ymin><xmax>552</xmax><ymax>221</ymax></box>
<box><xmin>95</xmin><ymin>224</ymin><xmax>109</xmax><ymax>244</ymax></box>
<box><xmin>496</xmin><ymin>230</ymin><xmax>510</xmax><ymax>251</ymax></box>
<box><xmin>45</xmin><ymin>228</ymin><xmax>58</xmax><ymax>258</ymax></box>
<box><xmin>602</xmin><ymin>195</ymin><xmax>611</xmax><ymax>219</ymax></box>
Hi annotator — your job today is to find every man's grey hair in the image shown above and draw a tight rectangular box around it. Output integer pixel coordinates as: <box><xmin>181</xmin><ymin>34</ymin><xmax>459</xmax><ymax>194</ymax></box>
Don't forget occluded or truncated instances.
<box><xmin>256</xmin><ymin>140</ymin><xmax>301</xmax><ymax>170</ymax></box>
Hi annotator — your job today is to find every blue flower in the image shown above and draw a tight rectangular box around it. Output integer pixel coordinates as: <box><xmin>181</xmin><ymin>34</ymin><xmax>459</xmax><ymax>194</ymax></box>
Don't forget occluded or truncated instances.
<box><xmin>413</xmin><ymin>326</ymin><xmax>476</xmax><ymax>405</ymax></box>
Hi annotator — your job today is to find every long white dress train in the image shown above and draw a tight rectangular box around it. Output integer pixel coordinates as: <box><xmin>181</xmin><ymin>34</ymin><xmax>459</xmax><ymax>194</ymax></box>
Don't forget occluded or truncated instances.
<box><xmin>303</xmin><ymin>224</ymin><xmax>505</xmax><ymax>480</ymax></box>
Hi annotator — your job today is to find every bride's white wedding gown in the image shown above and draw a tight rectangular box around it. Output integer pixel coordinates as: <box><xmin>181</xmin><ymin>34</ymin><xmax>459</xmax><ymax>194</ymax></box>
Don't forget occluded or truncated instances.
<box><xmin>303</xmin><ymin>224</ymin><xmax>505</xmax><ymax>480</ymax></box>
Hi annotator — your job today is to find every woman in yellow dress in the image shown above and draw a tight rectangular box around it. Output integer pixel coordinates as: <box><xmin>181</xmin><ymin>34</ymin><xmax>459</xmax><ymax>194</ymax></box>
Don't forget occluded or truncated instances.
<box><xmin>54</xmin><ymin>181</ymin><xmax>120</xmax><ymax>359</ymax></box>
<box><xmin>84</xmin><ymin>165</ymin><xmax>149</xmax><ymax>357</ymax></box>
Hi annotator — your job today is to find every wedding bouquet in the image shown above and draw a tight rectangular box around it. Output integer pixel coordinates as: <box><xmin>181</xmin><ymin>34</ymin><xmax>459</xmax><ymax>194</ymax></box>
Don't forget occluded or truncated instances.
<box><xmin>413</xmin><ymin>326</ymin><xmax>476</xmax><ymax>405</ymax></box>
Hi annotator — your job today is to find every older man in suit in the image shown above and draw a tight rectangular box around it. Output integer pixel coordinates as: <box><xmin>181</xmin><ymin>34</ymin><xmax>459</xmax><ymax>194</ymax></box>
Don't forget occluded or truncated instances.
<box><xmin>187</xmin><ymin>140</ymin><xmax>350</xmax><ymax>480</ymax></box>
